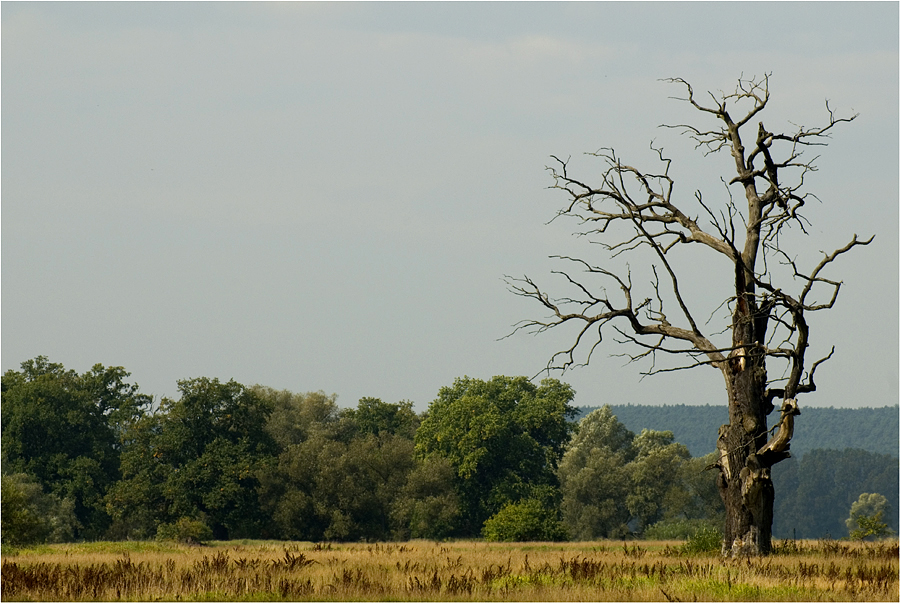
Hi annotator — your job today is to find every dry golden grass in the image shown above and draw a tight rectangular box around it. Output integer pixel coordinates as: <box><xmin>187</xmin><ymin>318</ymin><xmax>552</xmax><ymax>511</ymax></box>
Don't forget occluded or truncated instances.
<box><xmin>2</xmin><ymin>538</ymin><xmax>897</xmax><ymax>601</ymax></box>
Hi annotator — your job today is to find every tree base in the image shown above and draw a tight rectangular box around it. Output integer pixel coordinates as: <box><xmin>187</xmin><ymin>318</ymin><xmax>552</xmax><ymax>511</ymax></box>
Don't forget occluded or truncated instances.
<box><xmin>723</xmin><ymin>525</ymin><xmax>763</xmax><ymax>557</ymax></box>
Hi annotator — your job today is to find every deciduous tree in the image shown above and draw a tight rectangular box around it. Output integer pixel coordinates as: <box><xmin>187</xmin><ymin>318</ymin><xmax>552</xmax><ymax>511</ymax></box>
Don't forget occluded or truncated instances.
<box><xmin>2</xmin><ymin>357</ymin><xmax>151</xmax><ymax>539</ymax></box>
<box><xmin>559</xmin><ymin>406</ymin><xmax>708</xmax><ymax>539</ymax></box>
<box><xmin>558</xmin><ymin>407</ymin><xmax>636</xmax><ymax>539</ymax></box>
<box><xmin>846</xmin><ymin>493</ymin><xmax>893</xmax><ymax>541</ymax></box>
<box><xmin>508</xmin><ymin>75</ymin><xmax>871</xmax><ymax>555</ymax></box>
<box><xmin>1</xmin><ymin>473</ymin><xmax>79</xmax><ymax>544</ymax></box>
<box><xmin>107</xmin><ymin>377</ymin><xmax>276</xmax><ymax>540</ymax></box>
<box><xmin>343</xmin><ymin>397</ymin><xmax>419</xmax><ymax>439</ymax></box>
<box><xmin>391</xmin><ymin>456</ymin><xmax>460</xmax><ymax>540</ymax></box>
<box><xmin>257</xmin><ymin>394</ymin><xmax>422</xmax><ymax>541</ymax></box>
<box><xmin>415</xmin><ymin>376</ymin><xmax>576</xmax><ymax>536</ymax></box>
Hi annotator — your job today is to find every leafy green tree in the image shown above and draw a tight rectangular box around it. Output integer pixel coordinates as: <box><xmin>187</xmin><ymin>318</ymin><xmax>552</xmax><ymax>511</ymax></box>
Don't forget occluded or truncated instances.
<box><xmin>254</xmin><ymin>387</ymin><xmax>342</xmax><ymax>449</ymax></box>
<box><xmin>258</xmin><ymin>434</ymin><xmax>327</xmax><ymax>541</ymax></box>
<box><xmin>1</xmin><ymin>473</ymin><xmax>79</xmax><ymax>545</ymax></box>
<box><xmin>415</xmin><ymin>376</ymin><xmax>577</xmax><ymax>536</ymax></box>
<box><xmin>107</xmin><ymin>377</ymin><xmax>276</xmax><ymax>540</ymax></box>
<box><xmin>2</xmin><ymin>357</ymin><xmax>151</xmax><ymax>539</ymax></box>
<box><xmin>78</xmin><ymin>363</ymin><xmax>151</xmax><ymax>444</ymax></box>
<box><xmin>625</xmin><ymin>429</ymin><xmax>690</xmax><ymax>530</ymax></box>
<box><xmin>103</xmin><ymin>411</ymin><xmax>168</xmax><ymax>540</ymax></box>
<box><xmin>316</xmin><ymin>432</ymin><xmax>417</xmax><ymax>540</ymax></box>
<box><xmin>559</xmin><ymin>406</ymin><xmax>708</xmax><ymax>539</ymax></box>
<box><xmin>343</xmin><ymin>397</ymin><xmax>419</xmax><ymax>438</ymax></box>
<box><xmin>1</xmin><ymin>473</ymin><xmax>47</xmax><ymax>545</ymax></box>
<box><xmin>258</xmin><ymin>394</ymin><xmax>422</xmax><ymax>541</ymax></box>
<box><xmin>846</xmin><ymin>493</ymin><xmax>894</xmax><ymax>541</ymax></box>
<box><xmin>164</xmin><ymin>377</ymin><xmax>276</xmax><ymax>539</ymax></box>
<box><xmin>558</xmin><ymin>407</ymin><xmax>636</xmax><ymax>539</ymax></box>
<box><xmin>391</xmin><ymin>456</ymin><xmax>460</xmax><ymax>540</ymax></box>
<box><xmin>255</xmin><ymin>389</ymin><xmax>344</xmax><ymax>540</ymax></box>
<box><xmin>265</xmin><ymin>432</ymin><xmax>418</xmax><ymax>541</ymax></box>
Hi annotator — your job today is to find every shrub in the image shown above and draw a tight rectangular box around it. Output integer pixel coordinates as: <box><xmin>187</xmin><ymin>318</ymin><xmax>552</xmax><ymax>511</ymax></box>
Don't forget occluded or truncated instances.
<box><xmin>482</xmin><ymin>499</ymin><xmax>567</xmax><ymax>542</ymax></box>
<box><xmin>155</xmin><ymin>517</ymin><xmax>213</xmax><ymax>544</ymax></box>
<box><xmin>846</xmin><ymin>493</ymin><xmax>894</xmax><ymax>541</ymax></box>
<box><xmin>848</xmin><ymin>511</ymin><xmax>894</xmax><ymax>541</ymax></box>
<box><xmin>680</xmin><ymin>526</ymin><xmax>723</xmax><ymax>554</ymax></box>
<box><xmin>644</xmin><ymin>518</ymin><xmax>722</xmax><ymax>540</ymax></box>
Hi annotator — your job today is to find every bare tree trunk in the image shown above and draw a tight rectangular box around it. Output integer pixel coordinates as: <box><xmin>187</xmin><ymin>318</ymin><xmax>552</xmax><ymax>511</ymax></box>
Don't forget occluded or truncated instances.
<box><xmin>717</xmin><ymin>386</ymin><xmax>801</xmax><ymax>555</ymax></box>
<box><xmin>717</xmin><ymin>260</ymin><xmax>799</xmax><ymax>555</ymax></box>
<box><xmin>717</xmin><ymin>368</ymin><xmax>773</xmax><ymax>556</ymax></box>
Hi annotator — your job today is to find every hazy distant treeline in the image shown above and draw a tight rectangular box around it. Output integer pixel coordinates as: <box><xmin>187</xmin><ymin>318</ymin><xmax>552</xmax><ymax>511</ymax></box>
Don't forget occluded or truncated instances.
<box><xmin>577</xmin><ymin>404</ymin><xmax>899</xmax><ymax>539</ymax></box>
<box><xmin>579</xmin><ymin>404</ymin><xmax>899</xmax><ymax>458</ymax></box>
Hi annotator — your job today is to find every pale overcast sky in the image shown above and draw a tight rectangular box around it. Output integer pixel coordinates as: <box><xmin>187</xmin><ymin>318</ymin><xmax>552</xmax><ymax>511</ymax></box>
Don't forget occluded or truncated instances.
<box><xmin>3</xmin><ymin>2</ymin><xmax>897</xmax><ymax>411</ymax></box>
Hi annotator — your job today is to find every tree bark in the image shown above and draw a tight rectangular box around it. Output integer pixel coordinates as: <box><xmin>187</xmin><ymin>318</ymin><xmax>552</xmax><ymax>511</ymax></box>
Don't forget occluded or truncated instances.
<box><xmin>717</xmin><ymin>393</ymin><xmax>799</xmax><ymax>556</ymax></box>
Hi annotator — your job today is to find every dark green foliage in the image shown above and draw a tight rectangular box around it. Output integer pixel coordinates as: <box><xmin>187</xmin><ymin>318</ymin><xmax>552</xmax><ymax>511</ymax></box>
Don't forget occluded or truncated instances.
<box><xmin>312</xmin><ymin>432</ymin><xmax>417</xmax><ymax>540</ymax></box>
<box><xmin>558</xmin><ymin>407</ymin><xmax>718</xmax><ymax>540</ymax></box>
<box><xmin>343</xmin><ymin>397</ymin><xmax>419</xmax><ymax>438</ymax></box>
<box><xmin>626</xmin><ymin>429</ymin><xmax>692</xmax><ymax>530</ymax></box>
<box><xmin>772</xmin><ymin>449</ymin><xmax>899</xmax><ymax>538</ymax></box>
<box><xmin>680</xmin><ymin>526</ymin><xmax>723</xmax><ymax>554</ymax></box>
<box><xmin>1</xmin><ymin>473</ymin><xmax>79</xmax><ymax>544</ymax></box>
<box><xmin>579</xmin><ymin>404</ymin><xmax>899</xmax><ymax>458</ymax></box>
<box><xmin>482</xmin><ymin>496</ymin><xmax>568</xmax><ymax>542</ymax></box>
<box><xmin>258</xmin><ymin>388</ymin><xmax>342</xmax><ymax>448</ymax></box>
<box><xmin>1</xmin><ymin>474</ymin><xmax>47</xmax><ymax>545</ymax></box>
<box><xmin>391</xmin><ymin>456</ymin><xmax>460</xmax><ymax>540</ymax></box>
<box><xmin>558</xmin><ymin>407</ymin><xmax>636</xmax><ymax>539</ymax></box>
<box><xmin>644</xmin><ymin>518</ymin><xmax>722</xmax><ymax>541</ymax></box>
<box><xmin>102</xmin><ymin>412</ymin><xmax>167</xmax><ymax>540</ymax></box>
<box><xmin>13</xmin><ymin>352</ymin><xmax>891</xmax><ymax>545</ymax></box>
<box><xmin>155</xmin><ymin>516</ymin><xmax>214</xmax><ymax>544</ymax></box>
<box><xmin>257</xmin><ymin>393</ymin><xmax>426</xmax><ymax>541</ymax></box>
<box><xmin>415</xmin><ymin>376</ymin><xmax>577</xmax><ymax>537</ymax></box>
<box><xmin>107</xmin><ymin>378</ymin><xmax>276</xmax><ymax>540</ymax></box>
<box><xmin>104</xmin><ymin>385</ymin><xmax>445</xmax><ymax>543</ymax></box>
<box><xmin>1</xmin><ymin>357</ymin><xmax>151</xmax><ymax>539</ymax></box>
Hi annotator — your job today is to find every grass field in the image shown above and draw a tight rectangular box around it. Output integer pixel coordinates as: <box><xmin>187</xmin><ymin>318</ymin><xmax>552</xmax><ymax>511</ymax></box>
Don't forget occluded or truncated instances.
<box><xmin>2</xmin><ymin>538</ymin><xmax>897</xmax><ymax>601</ymax></box>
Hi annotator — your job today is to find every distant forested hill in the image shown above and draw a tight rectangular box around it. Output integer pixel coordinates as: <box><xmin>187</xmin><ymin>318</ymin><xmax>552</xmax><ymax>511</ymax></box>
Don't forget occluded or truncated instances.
<box><xmin>575</xmin><ymin>405</ymin><xmax>899</xmax><ymax>459</ymax></box>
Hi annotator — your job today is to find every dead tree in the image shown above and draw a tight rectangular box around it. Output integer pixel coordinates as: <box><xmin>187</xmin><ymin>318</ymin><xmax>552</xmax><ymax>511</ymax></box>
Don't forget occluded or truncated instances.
<box><xmin>507</xmin><ymin>75</ymin><xmax>872</xmax><ymax>556</ymax></box>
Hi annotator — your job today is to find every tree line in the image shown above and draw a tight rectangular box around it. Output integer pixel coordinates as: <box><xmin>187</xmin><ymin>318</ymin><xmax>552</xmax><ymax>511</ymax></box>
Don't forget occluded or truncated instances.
<box><xmin>578</xmin><ymin>405</ymin><xmax>899</xmax><ymax>459</ymax></box>
<box><xmin>579</xmin><ymin>405</ymin><xmax>898</xmax><ymax>539</ymax></box>
<box><xmin>2</xmin><ymin>357</ymin><xmax>894</xmax><ymax>545</ymax></box>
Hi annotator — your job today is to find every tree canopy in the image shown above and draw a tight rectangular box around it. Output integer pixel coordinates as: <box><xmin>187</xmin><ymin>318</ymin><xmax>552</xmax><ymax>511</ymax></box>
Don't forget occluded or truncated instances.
<box><xmin>558</xmin><ymin>406</ymin><xmax>715</xmax><ymax>540</ymax></box>
<box><xmin>2</xmin><ymin>355</ymin><xmax>893</xmax><ymax>545</ymax></box>
<box><xmin>107</xmin><ymin>377</ymin><xmax>277</xmax><ymax>540</ymax></box>
<box><xmin>1</xmin><ymin>357</ymin><xmax>152</xmax><ymax>539</ymax></box>
<box><xmin>415</xmin><ymin>376</ymin><xmax>576</xmax><ymax>537</ymax></box>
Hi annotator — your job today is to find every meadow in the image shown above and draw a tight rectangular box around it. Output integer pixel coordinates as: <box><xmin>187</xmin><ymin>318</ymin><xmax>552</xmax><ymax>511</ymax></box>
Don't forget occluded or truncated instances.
<box><xmin>1</xmin><ymin>538</ymin><xmax>897</xmax><ymax>601</ymax></box>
